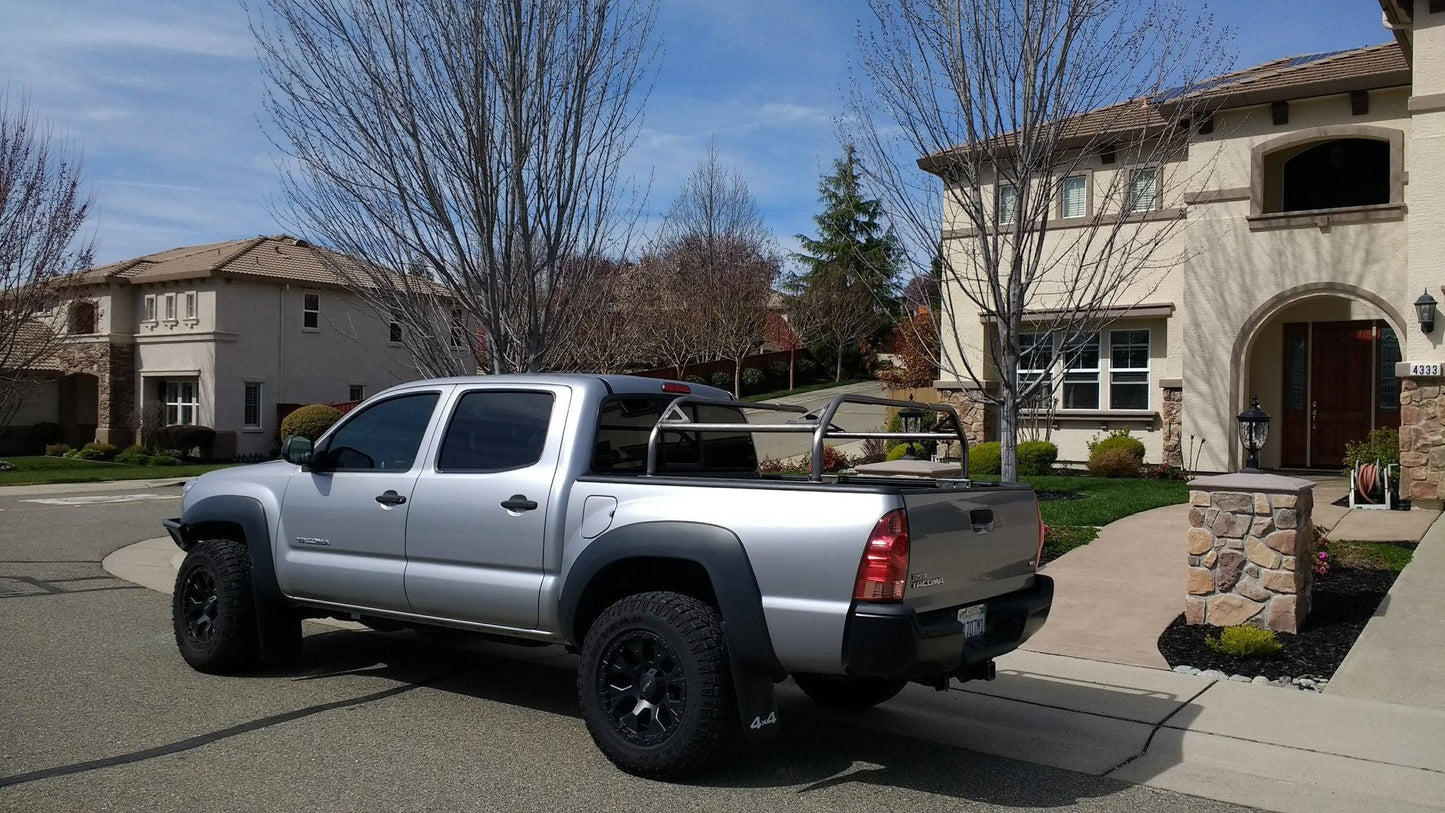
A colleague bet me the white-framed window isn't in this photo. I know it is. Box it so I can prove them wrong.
[349,384,366,402]
[163,293,177,322]
[1126,166,1159,213]
[164,380,199,426]
[243,381,263,429]
[1017,332,1053,407]
[1061,333,1101,409]
[183,291,197,320]
[1109,329,1151,409]
[143,294,156,323]
[996,183,1019,226]
[303,292,320,330]
[1060,174,1088,219]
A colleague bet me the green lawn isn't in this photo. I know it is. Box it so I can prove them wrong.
[1329,539,1414,572]
[0,455,238,487]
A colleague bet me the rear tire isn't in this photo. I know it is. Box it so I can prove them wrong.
[578,591,733,779]
[793,673,907,709]
[172,539,277,673]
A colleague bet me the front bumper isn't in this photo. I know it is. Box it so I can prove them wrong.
[842,575,1053,681]
[162,518,187,549]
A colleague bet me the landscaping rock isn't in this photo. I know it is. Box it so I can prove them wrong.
[1201,669,1227,681]
[1229,674,1249,682]
[1252,676,1270,685]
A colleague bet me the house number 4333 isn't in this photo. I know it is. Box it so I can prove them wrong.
[1409,362,1442,377]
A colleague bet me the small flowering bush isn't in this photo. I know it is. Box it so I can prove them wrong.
[757,446,853,475]
[1311,526,1331,577]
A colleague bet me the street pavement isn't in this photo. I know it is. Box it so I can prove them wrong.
[0,479,1252,813]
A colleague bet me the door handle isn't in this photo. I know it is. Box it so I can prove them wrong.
[970,508,995,533]
[1311,400,1318,431]
[501,495,539,512]
[375,490,407,507]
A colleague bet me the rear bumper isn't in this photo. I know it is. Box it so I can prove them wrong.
[842,575,1053,681]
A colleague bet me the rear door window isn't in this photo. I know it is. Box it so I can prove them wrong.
[437,390,555,472]
[592,396,756,474]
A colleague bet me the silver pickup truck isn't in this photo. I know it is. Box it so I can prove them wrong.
[163,374,1051,777]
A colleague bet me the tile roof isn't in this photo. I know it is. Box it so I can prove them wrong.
[65,235,445,294]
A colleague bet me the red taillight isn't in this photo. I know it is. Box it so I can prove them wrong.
[1035,503,1047,571]
[661,382,691,394]
[854,509,910,601]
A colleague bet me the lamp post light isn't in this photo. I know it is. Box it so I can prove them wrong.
[1237,396,1271,473]
[898,405,925,460]
[1415,290,1437,334]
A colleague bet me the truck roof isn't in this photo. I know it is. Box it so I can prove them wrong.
[374,373,734,401]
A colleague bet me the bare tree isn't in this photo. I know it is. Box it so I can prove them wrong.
[849,0,1232,479]
[635,252,710,379]
[254,0,658,375]
[552,258,649,374]
[656,147,778,396]
[0,96,93,425]
[788,277,881,382]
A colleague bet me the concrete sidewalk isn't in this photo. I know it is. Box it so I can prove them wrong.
[1022,503,1190,668]
[104,537,1445,812]
[1327,511,1445,710]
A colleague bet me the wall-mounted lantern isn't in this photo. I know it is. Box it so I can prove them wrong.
[898,405,925,460]
[1237,396,1271,474]
[1415,290,1437,334]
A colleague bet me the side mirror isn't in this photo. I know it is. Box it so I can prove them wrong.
[281,435,313,466]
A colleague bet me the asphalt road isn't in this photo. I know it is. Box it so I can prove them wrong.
[0,482,1253,812]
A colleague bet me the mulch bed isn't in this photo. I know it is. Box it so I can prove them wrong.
[1156,565,1404,680]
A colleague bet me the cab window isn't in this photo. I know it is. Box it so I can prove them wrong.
[437,390,554,472]
[323,392,440,471]
[592,396,756,474]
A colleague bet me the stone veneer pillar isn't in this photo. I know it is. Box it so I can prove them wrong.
[1160,381,1183,468]
[1185,473,1315,633]
[938,384,994,445]
[1397,375,1445,505]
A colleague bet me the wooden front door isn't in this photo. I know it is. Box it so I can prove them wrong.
[1279,320,1399,469]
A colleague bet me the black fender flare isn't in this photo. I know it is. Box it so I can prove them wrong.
[172,495,292,660]
[560,521,784,741]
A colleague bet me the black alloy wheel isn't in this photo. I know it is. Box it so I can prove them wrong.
[597,629,688,747]
[180,567,220,644]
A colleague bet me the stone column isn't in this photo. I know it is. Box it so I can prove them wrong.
[1398,373,1445,506]
[1160,379,1183,468]
[937,382,995,444]
[1185,473,1315,633]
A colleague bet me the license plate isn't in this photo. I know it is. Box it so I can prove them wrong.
[957,604,986,638]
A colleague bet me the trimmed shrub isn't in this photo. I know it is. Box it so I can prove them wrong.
[795,358,820,382]
[968,441,1002,476]
[72,448,108,460]
[81,442,117,459]
[741,367,766,393]
[151,425,218,459]
[114,445,151,465]
[147,453,181,466]
[683,374,708,385]
[1205,625,1283,659]
[884,410,939,456]
[767,361,790,387]
[1016,440,1059,476]
[885,444,911,462]
[280,405,343,442]
[45,443,71,457]
[709,372,733,391]
[1342,427,1400,472]
[1088,429,1145,463]
[1087,447,1141,478]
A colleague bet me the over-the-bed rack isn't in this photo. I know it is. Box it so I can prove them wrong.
[645,393,970,482]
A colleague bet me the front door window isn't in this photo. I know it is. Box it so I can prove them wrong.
[164,380,198,426]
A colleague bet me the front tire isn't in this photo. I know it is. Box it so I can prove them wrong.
[172,539,264,673]
[793,674,907,709]
[578,591,733,779]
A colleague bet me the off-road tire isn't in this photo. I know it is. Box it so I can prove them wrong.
[792,673,908,709]
[172,539,265,673]
[578,591,733,779]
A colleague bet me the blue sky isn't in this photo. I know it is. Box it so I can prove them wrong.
[0,0,1392,265]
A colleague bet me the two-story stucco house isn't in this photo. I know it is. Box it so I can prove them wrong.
[8,235,460,457]
[934,1,1445,504]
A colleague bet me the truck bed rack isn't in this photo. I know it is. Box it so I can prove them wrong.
[646,393,970,482]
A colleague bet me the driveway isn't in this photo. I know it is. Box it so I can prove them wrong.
[0,480,1250,813]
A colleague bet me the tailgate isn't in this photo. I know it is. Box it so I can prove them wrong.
[901,485,1040,613]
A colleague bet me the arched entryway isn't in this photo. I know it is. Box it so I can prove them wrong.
[1234,284,1406,470]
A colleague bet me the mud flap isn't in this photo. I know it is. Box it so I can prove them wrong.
[732,658,780,743]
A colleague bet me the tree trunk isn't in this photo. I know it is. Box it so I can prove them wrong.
[733,358,743,398]
[834,347,843,382]
[788,348,795,390]
[999,389,1019,482]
